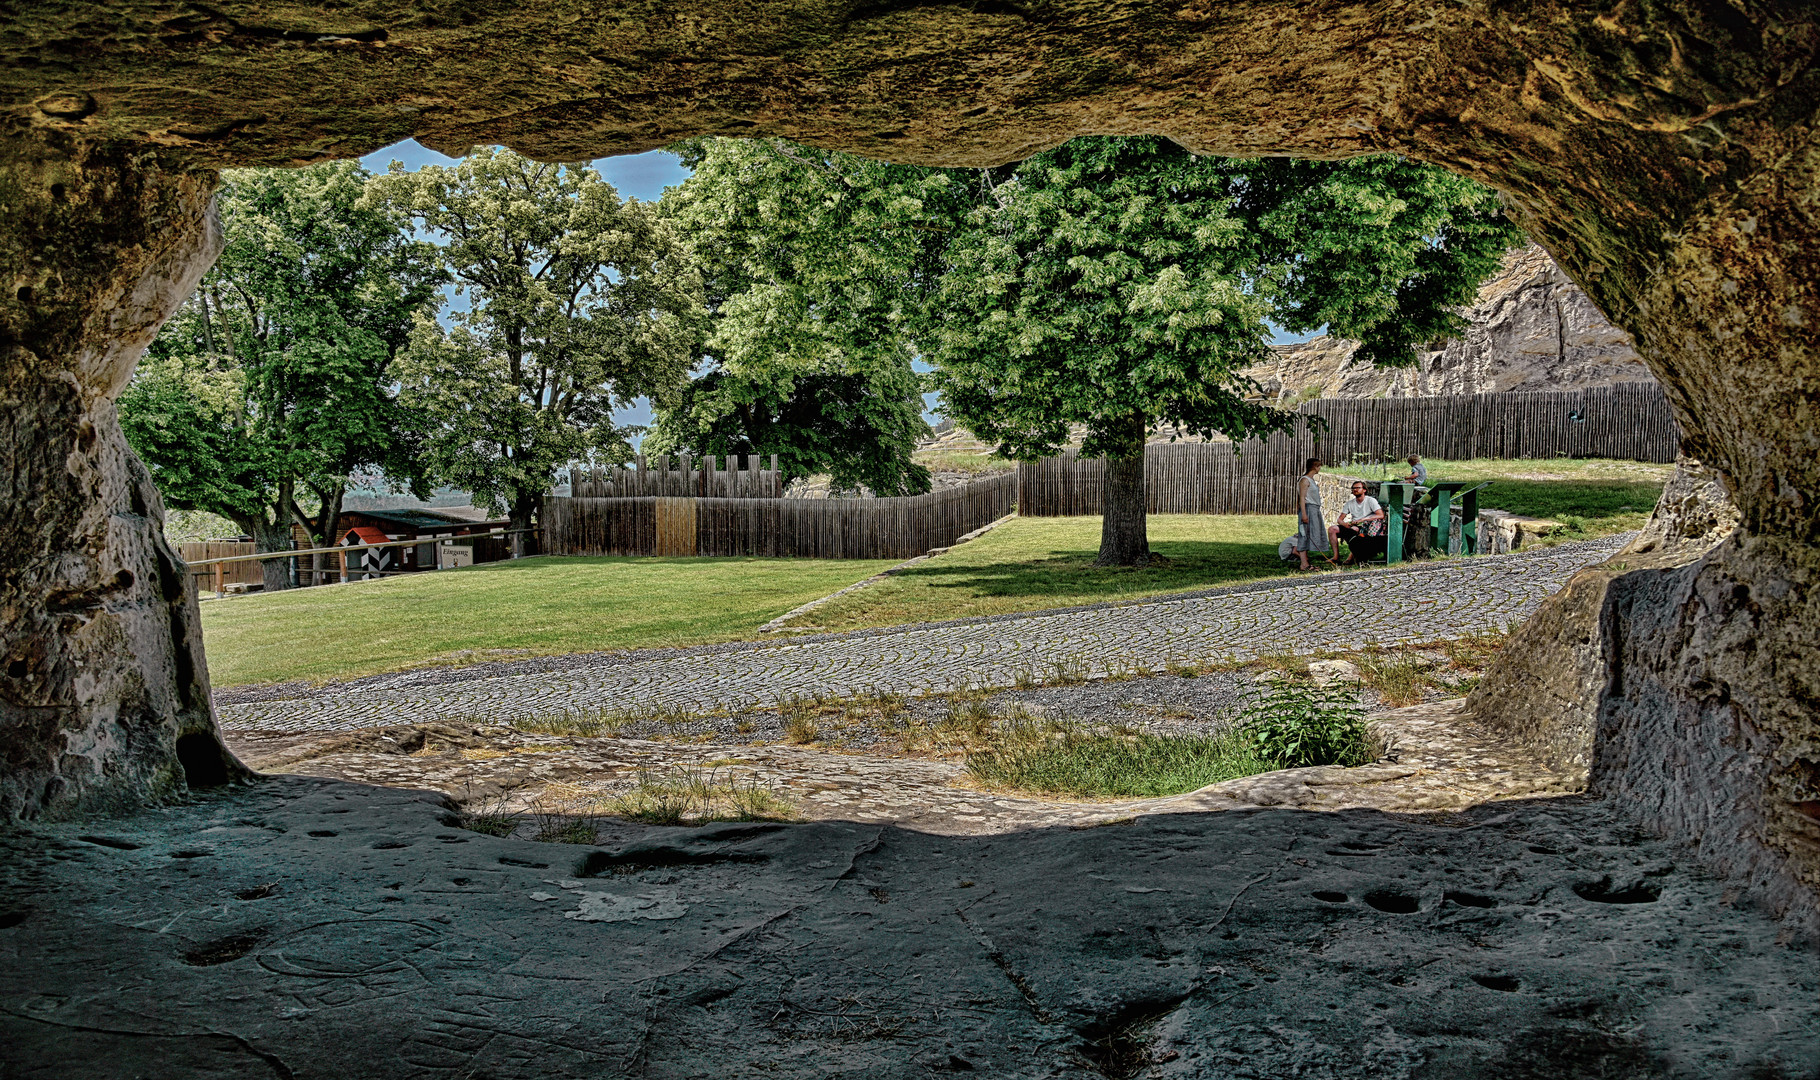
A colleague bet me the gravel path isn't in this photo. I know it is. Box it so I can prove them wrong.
[217,536,1628,734]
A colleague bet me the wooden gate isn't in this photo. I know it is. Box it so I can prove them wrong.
[654,497,698,556]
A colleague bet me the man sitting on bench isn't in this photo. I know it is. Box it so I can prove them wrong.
[1330,481,1388,565]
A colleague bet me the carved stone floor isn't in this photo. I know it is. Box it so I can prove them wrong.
[2,774,1814,1079]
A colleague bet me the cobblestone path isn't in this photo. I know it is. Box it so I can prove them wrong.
[218,536,1628,734]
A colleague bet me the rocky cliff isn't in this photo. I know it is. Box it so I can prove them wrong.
[1247,245,1654,401]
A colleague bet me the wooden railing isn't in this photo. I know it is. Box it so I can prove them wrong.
[180,530,535,598]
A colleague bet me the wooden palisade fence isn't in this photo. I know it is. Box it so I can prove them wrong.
[1021,382,1680,516]
[569,454,783,499]
[1303,382,1678,464]
[1019,435,1320,517]
[544,473,1018,560]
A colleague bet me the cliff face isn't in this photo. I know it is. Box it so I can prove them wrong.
[1249,245,1654,401]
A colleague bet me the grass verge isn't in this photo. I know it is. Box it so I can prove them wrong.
[966,720,1276,798]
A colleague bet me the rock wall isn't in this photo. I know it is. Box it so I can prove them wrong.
[1463,460,1820,925]
[1249,245,1655,401]
[0,142,245,820]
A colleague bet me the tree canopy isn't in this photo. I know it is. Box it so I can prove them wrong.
[649,138,971,495]
[367,148,705,541]
[120,161,441,587]
[928,138,1522,563]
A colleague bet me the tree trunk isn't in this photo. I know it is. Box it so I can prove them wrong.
[305,485,344,587]
[509,493,540,558]
[1095,414,1151,567]
[252,518,293,593]
[0,146,247,820]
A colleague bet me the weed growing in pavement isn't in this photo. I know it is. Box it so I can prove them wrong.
[1236,681,1373,768]
[966,717,1274,798]
[1355,655,1427,708]
[1049,658,1091,685]
[781,698,821,744]
[1164,657,1203,678]
[607,766,797,825]
[1250,653,1311,679]
[1013,667,1038,690]
[513,705,636,738]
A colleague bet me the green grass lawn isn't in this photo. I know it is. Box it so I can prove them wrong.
[1404,458,1665,542]
[776,514,1301,634]
[1326,456,1665,542]
[200,555,896,687]
[199,458,1666,686]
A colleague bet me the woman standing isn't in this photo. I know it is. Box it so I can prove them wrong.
[1295,458,1329,571]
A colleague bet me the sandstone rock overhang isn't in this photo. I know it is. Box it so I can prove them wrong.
[0,1,1816,922]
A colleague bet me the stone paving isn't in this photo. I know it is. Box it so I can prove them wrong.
[223,698,1587,836]
[217,535,1629,734]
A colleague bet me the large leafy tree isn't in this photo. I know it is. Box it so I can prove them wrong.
[121,162,441,590]
[649,138,971,495]
[369,148,704,549]
[930,138,1521,565]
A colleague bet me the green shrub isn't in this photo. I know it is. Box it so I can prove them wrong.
[1237,681,1373,768]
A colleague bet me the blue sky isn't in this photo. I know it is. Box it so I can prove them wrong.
[355,140,1318,441]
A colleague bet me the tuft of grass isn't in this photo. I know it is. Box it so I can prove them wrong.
[1164,658,1202,679]
[514,706,633,738]
[1355,655,1427,708]
[532,816,600,845]
[1048,658,1091,686]
[460,797,522,837]
[606,766,798,825]
[894,691,1004,755]
[781,699,821,745]
[966,719,1275,798]
[1102,659,1136,682]
[1236,681,1373,768]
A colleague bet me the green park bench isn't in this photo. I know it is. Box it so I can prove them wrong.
[1377,481,1492,563]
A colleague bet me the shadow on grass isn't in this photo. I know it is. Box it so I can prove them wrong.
[890,539,1295,599]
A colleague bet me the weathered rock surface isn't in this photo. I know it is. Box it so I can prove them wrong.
[1247,245,1654,401]
[2,776,1816,1078]
[0,0,1816,912]
[1464,460,1820,923]
[0,142,244,820]
[220,699,1589,834]
[1464,458,1738,775]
